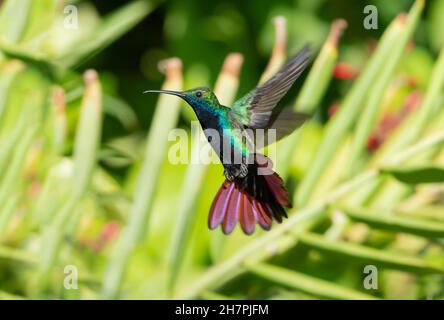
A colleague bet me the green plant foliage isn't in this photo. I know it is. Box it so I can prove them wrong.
[0,0,443,300]
[382,165,444,184]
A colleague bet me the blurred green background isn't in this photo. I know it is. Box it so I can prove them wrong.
[1,0,444,300]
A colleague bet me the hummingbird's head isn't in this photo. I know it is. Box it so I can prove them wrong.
[144,86,221,111]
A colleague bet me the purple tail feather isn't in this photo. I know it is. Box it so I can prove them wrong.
[208,155,291,235]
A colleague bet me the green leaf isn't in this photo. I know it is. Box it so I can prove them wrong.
[347,5,423,176]
[427,0,444,52]
[367,42,444,207]
[36,70,103,292]
[30,159,73,226]
[295,0,424,206]
[0,195,19,240]
[373,35,444,164]
[0,39,59,79]
[0,0,32,42]
[103,95,139,131]
[200,291,235,300]
[19,0,60,43]
[0,113,28,176]
[0,60,24,122]
[59,0,159,68]
[0,245,37,264]
[295,20,345,113]
[247,262,377,300]
[399,205,444,222]
[0,290,25,300]
[340,205,444,238]
[102,59,182,299]
[278,20,344,179]
[382,165,444,184]
[298,232,444,274]
[0,126,38,207]
[71,70,103,200]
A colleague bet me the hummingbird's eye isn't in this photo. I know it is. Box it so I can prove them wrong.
[195,91,203,98]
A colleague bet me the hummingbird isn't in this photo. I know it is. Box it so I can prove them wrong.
[145,45,310,235]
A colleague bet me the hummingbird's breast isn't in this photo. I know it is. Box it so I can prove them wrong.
[193,106,248,165]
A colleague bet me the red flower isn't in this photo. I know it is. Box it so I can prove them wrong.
[333,62,358,80]
[367,91,422,152]
[328,101,340,118]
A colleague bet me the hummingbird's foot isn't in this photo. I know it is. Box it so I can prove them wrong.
[239,163,248,178]
[224,168,235,181]
[224,163,248,180]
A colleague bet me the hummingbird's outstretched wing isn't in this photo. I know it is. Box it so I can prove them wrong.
[230,44,311,130]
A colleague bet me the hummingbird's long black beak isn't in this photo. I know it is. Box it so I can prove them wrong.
[143,89,186,98]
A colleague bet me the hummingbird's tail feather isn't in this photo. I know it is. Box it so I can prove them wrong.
[208,155,290,235]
